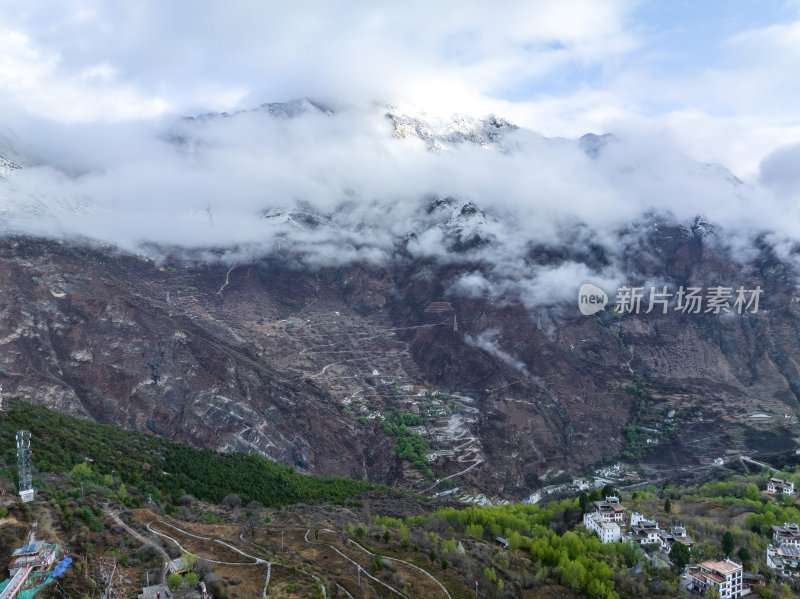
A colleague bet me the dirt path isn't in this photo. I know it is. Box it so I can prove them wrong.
[146,521,258,565]
[424,459,484,493]
[108,512,172,583]
[140,519,325,598]
[347,538,451,599]
[303,530,404,598]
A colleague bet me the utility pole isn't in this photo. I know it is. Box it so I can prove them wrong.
[357,566,361,586]
[453,315,458,332]
[475,580,478,598]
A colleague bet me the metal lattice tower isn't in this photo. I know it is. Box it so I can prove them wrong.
[16,430,34,502]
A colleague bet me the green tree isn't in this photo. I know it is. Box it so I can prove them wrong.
[664,497,671,513]
[181,552,198,572]
[465,523,484,540]
[167,573,183,591]
[670,542,690,573]
[184,572,199,587]
[70,462,93,481]
[721,531,735,557]
[371,554,383,572]
[737,546,751,568]
[744,483,760,501]
[703,587,721,599]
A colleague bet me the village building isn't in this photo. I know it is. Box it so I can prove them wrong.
[687,559,745,598]
[583,496,626,544]
[766,543,800,578]
[627,512,660,546]
[659,524,694,551]
[766,478,795,496]
[772,523,800,548]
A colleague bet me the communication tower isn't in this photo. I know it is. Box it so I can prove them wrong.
[16,430,34,502]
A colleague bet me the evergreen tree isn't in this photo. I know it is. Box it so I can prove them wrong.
[721,531,735,556]
[664,497,671,513]
[737,547,751,568]
[669,541,690,572]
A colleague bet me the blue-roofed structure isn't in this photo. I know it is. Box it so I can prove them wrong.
[11,545,42,558]
[0,541,63,599]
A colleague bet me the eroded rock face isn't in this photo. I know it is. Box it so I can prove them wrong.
[0,230,799,498]
[0,238,398,483]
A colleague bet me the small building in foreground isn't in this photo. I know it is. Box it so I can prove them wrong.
[772,523,800,548]
[687,559,745,598]
[766,478,795,496]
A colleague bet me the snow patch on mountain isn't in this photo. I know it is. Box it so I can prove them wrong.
[386,107,518,151]
[0,155,20,178]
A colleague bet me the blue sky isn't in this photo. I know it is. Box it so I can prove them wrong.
[0,1,799,176]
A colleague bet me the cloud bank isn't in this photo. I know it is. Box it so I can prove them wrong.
[0,102,798,311]
[1,2,800,309]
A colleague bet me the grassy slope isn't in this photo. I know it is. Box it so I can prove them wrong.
[0,398,382,507]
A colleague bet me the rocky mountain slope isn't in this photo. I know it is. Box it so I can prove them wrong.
[1,105,799,500]
[0,219,797,499]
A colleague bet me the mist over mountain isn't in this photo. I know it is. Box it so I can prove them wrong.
[2,102,800,499]
[1,101,798,315]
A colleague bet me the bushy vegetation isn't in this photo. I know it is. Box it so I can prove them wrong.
[403,499,636,598]
[0,398,382,508]
[620,378,654,460]
[380,412,432,479]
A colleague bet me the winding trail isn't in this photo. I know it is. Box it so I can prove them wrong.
[107,512,172,583]
[155,521,265,563]
[262,562,271,599]
[424,458,484,493]
[335,583,355,599]
[347,539,451,599]
[304,530,408,598]
[146,521,260,565]
[144,520,326,598]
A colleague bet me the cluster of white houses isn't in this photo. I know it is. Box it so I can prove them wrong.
[582,496,695,552]
[767,522,800,579]
[579,479,800,594]
[582,496,626,543]
[582,496,748,598]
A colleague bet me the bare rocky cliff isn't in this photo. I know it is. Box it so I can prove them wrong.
[0,222,799,498]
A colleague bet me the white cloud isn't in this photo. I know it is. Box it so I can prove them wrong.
[0,1,798,312]
[0,28,169,122]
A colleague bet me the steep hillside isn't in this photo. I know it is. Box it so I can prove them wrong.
[0,224,798,499]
